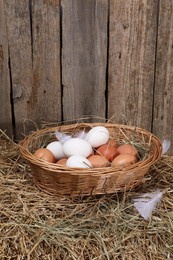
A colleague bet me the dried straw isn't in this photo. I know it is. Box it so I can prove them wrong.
[0,130,173,259]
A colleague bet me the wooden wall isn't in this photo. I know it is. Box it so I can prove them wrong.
[0,0,173,152]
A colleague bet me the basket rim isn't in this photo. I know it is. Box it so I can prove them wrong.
[19,122,162,174]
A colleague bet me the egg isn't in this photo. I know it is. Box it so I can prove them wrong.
[117,144,138,157]
[107,138,117,147]
[46,141,65,160]
[112,154,138,167]
[96,143,119,162]
[56,157,68,165]
[87,155,110,168]
[66,155,92,168]
[63,138,92,158]
[85,126,109,148]
[90,149,95,156]
[33,148,55,163]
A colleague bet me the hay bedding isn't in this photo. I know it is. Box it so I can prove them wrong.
[0,130,173,260]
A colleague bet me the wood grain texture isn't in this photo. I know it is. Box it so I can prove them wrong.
[152,0,173,150]
[4,0,33,139]
[0,0,13,136]
[62,0,108,122]
[108,0,158,130]
[31,0,61,126]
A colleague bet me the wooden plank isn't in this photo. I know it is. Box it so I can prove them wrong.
[152,0,173,152]
[4,0,61,139]
[62,0,108,122]
[4,0,33,140]
[31,0,61,125]
[0,0,13,137]
[108,0,158,130]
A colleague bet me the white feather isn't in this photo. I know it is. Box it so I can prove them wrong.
[162,139,171,154]
[132,189,163,220]
[55,131,71,144]
[75,130,87,139]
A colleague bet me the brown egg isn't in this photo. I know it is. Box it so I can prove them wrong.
[107,138,117,147]
[56,158,68,166]
[88,155,110,168]
[96,143,119,162]
[117,144,138,158]
[112,154,138,167]
[33,148,55,163]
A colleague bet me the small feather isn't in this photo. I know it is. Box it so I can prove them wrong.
[75,130,87,139]
[55,131,71,144]
[162,139,171,154]
[132,189,163,220]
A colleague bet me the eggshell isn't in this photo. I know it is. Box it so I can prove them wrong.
[107,138,117,147]
[66,155,92,168]
[88,155,110,168]
[96,143,119,162]
[56,158,68,165]
[90,149,95,156]
[33,148,55,163]
[46,141,65,160]
[85,126,109,148]
[117,144,138,157]
[63,138,92,157]
[111,154,138,167]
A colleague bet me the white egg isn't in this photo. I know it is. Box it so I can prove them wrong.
[66,155,92,168]
[46,141,65,160]
[85,126,110,148]
[63,138,92,157]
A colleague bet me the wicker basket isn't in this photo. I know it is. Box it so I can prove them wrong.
[19,123,162,196]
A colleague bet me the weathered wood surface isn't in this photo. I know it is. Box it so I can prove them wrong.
[0,0,12,136]
[4,0,33,139]
[62,0,108,122]
[3,0,61,139]
[1,0,173,154]
[31,0,61,126]
[108,0,158,131]
[152,0,173,148]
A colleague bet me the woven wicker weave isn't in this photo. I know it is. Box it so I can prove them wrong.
[19,123,162,196]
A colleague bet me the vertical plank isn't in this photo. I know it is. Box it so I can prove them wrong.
[0,0,13,136]
[62,0,108,122]
[153,0,173,152]
[4,0,33,139]
[31,0,61,125]
[4,0,61,139]
[108,0,158,130]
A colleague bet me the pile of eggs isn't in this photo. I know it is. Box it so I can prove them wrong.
[33,126,139,169]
